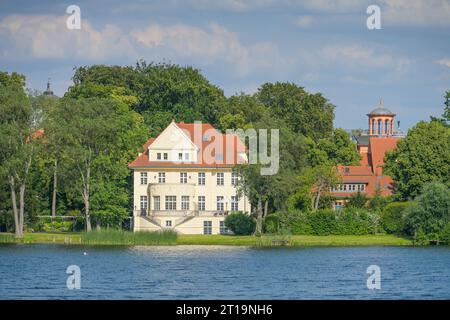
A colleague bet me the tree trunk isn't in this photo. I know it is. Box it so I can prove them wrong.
[255,198,263,235]
[9,176,22,238]
[51,159,58,217]
[83,165,92,232]
[19,184,25,234]
[314,185,323,211]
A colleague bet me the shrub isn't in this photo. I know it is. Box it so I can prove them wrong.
[404,181,450,242]
[346,192,369,208]
[381,202,410,234]
[267,208,379,235]
[225,212,256,235]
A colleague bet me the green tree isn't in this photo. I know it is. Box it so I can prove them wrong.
[403,182,450,242]
[48,97,146,231]
[0,72,38,237]
[315,128,361,165]
[256,82,334,140]
[346,192,369,208]
[384,120,450,200]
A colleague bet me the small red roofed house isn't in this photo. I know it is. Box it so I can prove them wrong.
[332,100,405,209]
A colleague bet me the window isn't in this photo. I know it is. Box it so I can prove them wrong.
[217,172,224,186]
[163,153,168,160]
[198,172,205,185]
[231,172,238,186]
[220,221,229,234]
[217,196,224,211]
[165,220,172,227]
[157,153,161,160]
[140,196,148,213]
[165,196,176,210]
[158,172,166,183]
[153,196,160,211]
[198,196,205,211]
[231,196,239,211]
[181,196,190,210]
[140,172,147,185]
[203,135,209,141]
[185,153,190,161]
[180,172,187,184]
[203,221,212,234]
[178,153,183,161]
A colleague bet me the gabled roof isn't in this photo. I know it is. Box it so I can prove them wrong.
[128,122,247,169]
[368,137,399,174]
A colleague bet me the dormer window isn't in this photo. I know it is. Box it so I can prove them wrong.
[178,153,183,161]
[185,153,190,161]
[163,153,168,160]
[157,153,161,160]
[344,167,350,173]
[203,135,209,141]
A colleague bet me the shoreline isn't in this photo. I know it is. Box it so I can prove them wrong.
[0,233,414,247]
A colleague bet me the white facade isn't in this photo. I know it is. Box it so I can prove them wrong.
[129,121,251,234]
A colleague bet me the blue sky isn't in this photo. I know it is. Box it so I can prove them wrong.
[0,0,449,130]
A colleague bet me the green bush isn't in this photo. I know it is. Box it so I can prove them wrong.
[266,208,379,235]
[404,182,450,242]
[225,212,256,235]
[381,202,410,234]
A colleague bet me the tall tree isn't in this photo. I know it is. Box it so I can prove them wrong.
[384,120,450,200]
[0,72,38,237]
[48,97,146,231]
[256,82,335,140]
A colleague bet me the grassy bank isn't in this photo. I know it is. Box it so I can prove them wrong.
[0,230,177,245]
[177,234,413,247]
[0,232,412,246]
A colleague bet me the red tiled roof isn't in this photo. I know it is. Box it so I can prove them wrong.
[368,137,399,175]
[128,122,247,169]
[337,136,400,197]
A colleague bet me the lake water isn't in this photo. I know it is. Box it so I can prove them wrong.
[0,245,449,299]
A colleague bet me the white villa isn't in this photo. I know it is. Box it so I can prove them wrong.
[128,121,251,234]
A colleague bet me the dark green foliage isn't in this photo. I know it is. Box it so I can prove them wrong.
[403,182,450,243]
[380,202,410,234]
[346,192,369,208]
[225,212,256,235]
[256,82,334,140]
[266,208,378,235]
[384,120,450,200]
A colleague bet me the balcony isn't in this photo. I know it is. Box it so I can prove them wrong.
[134,210,230,217]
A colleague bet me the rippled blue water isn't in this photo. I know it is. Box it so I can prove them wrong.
[0,245,449,299]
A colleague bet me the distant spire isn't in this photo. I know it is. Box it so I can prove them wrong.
[43,78,54,96]
[380,97,383,108]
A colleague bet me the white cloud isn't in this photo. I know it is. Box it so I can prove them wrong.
[0,14,281,76]
[381,0,450,27]
[0,15,135,60]
[435,58,450,67]
[130,22,281,75]
[294,16,315,28]
[319,44,411,70]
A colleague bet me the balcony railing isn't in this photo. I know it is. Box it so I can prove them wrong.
[134,210,230,217]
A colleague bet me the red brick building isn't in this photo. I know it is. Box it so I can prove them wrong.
[332,100,405,209]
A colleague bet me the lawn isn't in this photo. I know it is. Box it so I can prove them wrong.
[0,232,412,246]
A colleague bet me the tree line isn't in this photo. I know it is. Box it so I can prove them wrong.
[1,62,448,241]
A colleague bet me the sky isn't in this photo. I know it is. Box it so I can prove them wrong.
[0,0,449,130]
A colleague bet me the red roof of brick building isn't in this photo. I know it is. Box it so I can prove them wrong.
[128,122,247,169]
